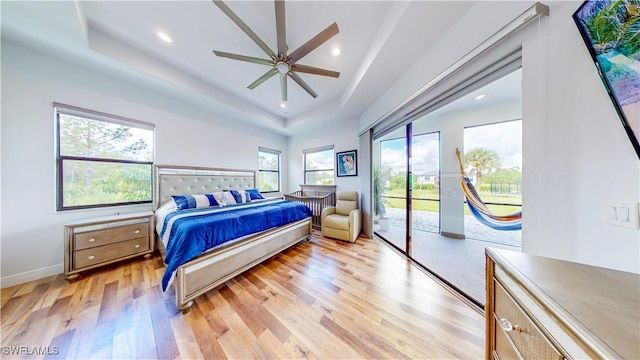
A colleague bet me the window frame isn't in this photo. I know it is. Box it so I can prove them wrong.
[258,147,281,193]
[55,103,155,211]
[303,145,335,185]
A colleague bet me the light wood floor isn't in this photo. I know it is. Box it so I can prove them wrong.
[1,231,485,359]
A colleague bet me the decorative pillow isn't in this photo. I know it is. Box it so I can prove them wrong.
[211,191,229,207]
[237,190,251,203]
[222,191,237,205]
[246,188,265,200]
[171,194,218,210]
[224,189,251,204]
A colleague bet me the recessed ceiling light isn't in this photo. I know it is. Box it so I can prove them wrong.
[332,48,341,56]
[474,94,486,100]
[280,103,286,108]
[157,31,172,43]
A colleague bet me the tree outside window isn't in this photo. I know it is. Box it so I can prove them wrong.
[258,148,280,192]
[56,106,154,210]
[304,147,334,185]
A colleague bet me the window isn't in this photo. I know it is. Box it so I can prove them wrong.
[55,103,154,211]
[258,147,280,192]
[304,146,334,184]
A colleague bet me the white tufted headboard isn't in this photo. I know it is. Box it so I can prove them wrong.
[154,165,256,210]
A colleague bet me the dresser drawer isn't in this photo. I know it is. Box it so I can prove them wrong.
[494,281,563,360]
[494,319,521,360]
[73,237,150,269]
[74,222,149,250]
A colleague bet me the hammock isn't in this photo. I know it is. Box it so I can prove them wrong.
[456,149,522,231]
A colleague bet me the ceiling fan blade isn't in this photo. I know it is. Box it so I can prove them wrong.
[213,51,273,66]
[288,72,318,98]
[288,22,339,62]
[248,68,278,89]
[213,1,276,59]
[275,0,287,56]
[280,73,287,101]
[291,64,340,78]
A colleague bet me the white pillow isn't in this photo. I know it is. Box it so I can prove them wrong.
[222,191,237,205]
[212,191,237,206]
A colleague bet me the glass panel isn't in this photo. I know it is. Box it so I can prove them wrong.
[305,171,334,185]
[59,114,153,161]
[61,160,152,207]
[304,148,334,184]
[375,127,407,252]
[258,150,279,192]
[463,120,522,247]
[258,171,279,192]
[305,148,334,170]
[411,131,440,234]
[404,68,521,306]
[259,151,279,171]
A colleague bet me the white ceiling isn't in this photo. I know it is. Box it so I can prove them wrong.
[2,1,481,136]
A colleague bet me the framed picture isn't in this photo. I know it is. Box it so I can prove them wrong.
[336,150,357,177]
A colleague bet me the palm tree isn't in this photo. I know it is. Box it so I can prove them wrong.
[464,148,501,187]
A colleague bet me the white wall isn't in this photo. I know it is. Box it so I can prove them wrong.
[287,118,360,194]
[522,2,639,272]
[1,40,288,286]
[362,1,640,273]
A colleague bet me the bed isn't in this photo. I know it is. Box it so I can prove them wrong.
[153,165,313,313]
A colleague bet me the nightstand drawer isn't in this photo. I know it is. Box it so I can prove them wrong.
[74,222,149,250]
[73,236,150,268]
[494,281,563,360]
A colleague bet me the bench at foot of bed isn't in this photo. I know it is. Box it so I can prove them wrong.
[170,218,312,312]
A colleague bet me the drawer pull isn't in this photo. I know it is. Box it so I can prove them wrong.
[500,318,521,333]
[88,238,96,243]
[88,255,95,260]
[134,230,140,234]
[134,244,140,248]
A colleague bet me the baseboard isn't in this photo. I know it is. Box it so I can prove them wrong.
[1,263,63,288]
[441,231,465,239]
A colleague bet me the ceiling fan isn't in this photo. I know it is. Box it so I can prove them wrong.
[212,0,340,101]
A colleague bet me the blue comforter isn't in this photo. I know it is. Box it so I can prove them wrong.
[159,199,311,290]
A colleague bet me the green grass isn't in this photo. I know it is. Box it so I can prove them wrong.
[382,188,521,215]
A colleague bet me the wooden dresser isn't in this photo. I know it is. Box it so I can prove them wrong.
[64,211,155,282]
[486,248,639,359]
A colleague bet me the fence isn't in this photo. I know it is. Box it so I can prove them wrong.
[489,182,521,195]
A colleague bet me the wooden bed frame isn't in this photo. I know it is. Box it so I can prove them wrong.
[154,165,312,313]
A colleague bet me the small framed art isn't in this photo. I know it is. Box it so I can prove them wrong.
[336,150,357,177]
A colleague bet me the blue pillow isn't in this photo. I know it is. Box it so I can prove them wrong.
[223,190,251,203]
[246,188,265,200]
[171,194,218,210]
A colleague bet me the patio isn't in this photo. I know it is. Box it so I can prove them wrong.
[376,208,521,305]
[383,207,522,247]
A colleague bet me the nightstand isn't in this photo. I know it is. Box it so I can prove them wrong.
[64,211,155,282]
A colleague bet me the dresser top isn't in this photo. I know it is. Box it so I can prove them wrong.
[64,211,154,227]
[487,248,640,359]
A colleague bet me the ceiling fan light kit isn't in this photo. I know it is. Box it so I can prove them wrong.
[212,0,340,101]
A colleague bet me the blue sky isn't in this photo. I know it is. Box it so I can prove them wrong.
[379,120,522,174]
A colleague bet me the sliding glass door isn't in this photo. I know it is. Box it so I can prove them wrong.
[411,131,441,236]
[374,127,407,252]
[373,67,522,307]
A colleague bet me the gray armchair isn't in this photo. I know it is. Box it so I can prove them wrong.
[321,191,362,242]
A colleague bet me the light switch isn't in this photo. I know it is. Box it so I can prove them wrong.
[618,207,630,222]
[605,201,639,229]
